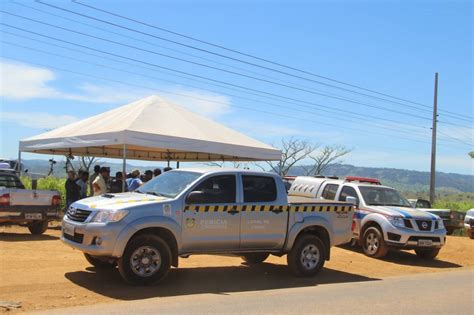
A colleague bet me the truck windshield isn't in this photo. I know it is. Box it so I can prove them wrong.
[136,171,202,198]
[359,187,412,207]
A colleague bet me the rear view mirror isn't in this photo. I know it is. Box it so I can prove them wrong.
[345,196,359,207]
[186,191,205,204]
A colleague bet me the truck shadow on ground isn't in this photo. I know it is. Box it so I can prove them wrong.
[338,244,463,268]
[0,232,59,242]
[65,263,379,301]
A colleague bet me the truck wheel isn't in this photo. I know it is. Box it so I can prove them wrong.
[242,253,270,264]
[415,248,440,259]
[27,220,48,235]
[287,234,326,277]
[362,227,388,258]
[468,230,474,239]
[118,234,171,285]
[84,253,116,269]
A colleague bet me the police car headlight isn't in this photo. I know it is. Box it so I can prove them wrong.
[388,216,405,228]
[91,210,129,223]
[437,219,444,230]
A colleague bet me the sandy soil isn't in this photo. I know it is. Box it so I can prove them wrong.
[0,225,473,313]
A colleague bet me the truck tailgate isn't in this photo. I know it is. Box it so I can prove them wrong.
[9,189,55,206]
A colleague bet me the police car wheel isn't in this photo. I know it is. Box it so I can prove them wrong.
[287,234,326,277]
[118,234,171,285]
[415,248,440,259]
[362,227,388,258]
[84,253,116,270]
[27,220,48,235]
[242,253,270,264]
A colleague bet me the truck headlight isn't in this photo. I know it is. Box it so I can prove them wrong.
[437,219,444,230]
[91,210,129,223]
[388,216,405,228]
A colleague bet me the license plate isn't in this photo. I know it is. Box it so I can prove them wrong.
[418,239,433,247]
[25,213,42,220]
[63,223,75,236]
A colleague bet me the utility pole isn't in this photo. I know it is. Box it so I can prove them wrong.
[429,73,438,204]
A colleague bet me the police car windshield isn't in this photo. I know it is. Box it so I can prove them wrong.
[359,187,411,207]
[137,171,201,198]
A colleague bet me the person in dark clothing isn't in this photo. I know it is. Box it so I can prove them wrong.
[143,170,153,182]
[65,170,80,208]
[110,171,128,193]
[153,168,162,177]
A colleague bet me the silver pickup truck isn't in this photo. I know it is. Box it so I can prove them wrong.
[0,169,61,234]
[62,169,354,285]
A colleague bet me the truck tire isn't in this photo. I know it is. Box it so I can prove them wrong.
[242,253,270,264]
[362,226,389,258]
[415,248,440,259]
[287,234,326,277]
[27,220,48,235]
[84,253,116,270]
[118,234,171,285]
[468,230,474,239]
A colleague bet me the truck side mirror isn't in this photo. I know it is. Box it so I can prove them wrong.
[345,196,359,207]
[186,191,205,204]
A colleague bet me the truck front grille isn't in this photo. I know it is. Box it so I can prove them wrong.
[415,220,432,231]
[66,208,92,222]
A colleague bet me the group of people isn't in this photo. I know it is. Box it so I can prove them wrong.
[65,165,172,208]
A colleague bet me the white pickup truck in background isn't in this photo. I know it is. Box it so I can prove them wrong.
[0,168,61,234]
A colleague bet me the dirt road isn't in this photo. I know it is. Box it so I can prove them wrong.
[1,225,473,313]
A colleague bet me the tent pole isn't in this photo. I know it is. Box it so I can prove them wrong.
[122,144,127,192]
[17,149,22,176]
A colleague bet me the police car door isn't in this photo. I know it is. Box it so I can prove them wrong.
[182,174,240,252]
[240,175,288,250]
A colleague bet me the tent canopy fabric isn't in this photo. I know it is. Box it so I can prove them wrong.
[20,95,282,161]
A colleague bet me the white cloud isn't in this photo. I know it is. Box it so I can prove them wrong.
[1,111,79,130]
[0,61,62,100]
[0,60,233,117]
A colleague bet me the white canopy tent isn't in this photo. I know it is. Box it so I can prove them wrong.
[19,95,281,189]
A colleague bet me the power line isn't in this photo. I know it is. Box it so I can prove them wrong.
[3,55,468,150]
[2,39,435,141]
[2,10,438,121]
[68,0,473,122]
[35,0,474,122]
[1,22,441,124]
[2,29,435,134]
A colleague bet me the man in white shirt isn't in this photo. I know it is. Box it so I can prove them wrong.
[93,167,109,196]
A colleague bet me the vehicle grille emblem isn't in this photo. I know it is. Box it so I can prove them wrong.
[421,221,428,229]
[69,207,77,216]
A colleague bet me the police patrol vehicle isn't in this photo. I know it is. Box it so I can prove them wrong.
[289,176,446,259]
[61,169,354,285]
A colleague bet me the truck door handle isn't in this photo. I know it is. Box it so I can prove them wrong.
[228,209,239,215]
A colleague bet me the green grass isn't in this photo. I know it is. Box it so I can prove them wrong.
[21,176,67,210]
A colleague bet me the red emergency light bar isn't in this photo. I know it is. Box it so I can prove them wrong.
[345,176,381,185]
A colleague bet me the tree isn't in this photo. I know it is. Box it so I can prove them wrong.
[261,138,318,176]
[79,156,99,173]
[302,145,351,176]
[469,151,474,159]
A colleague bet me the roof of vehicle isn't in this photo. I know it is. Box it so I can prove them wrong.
[170,168,277,176]
[288,176,395,198]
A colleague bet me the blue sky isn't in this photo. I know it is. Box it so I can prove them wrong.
[0,0,472,174]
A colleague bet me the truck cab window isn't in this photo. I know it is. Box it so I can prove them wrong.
[339,186,359,204]
[0,174,24,189]
[321,184,339,200]
[242,176,277,202]
[187,175,236,204]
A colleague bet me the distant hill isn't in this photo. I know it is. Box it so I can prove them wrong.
[20,159,473,193]
[290,164,473,193]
